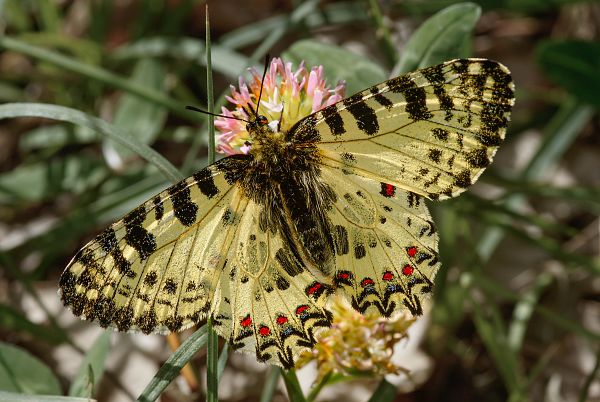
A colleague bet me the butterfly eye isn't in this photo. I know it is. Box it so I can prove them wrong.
[257,115,268,126]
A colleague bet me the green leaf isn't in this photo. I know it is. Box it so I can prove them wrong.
[0,156,106,205]
[68,332,111,398]
[394,2,481,75]
[113,37,249,78]
[0,342,61,395]
[0,103,183,183]
[283,40,387,95]
[219,2,367,50]
[0,391,94,402]
[536,40,600,107]
[112,58,168,160]
[19,124,97,151]
[137,326,208,402]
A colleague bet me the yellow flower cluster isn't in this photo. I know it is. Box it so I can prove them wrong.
[297,295,416,381]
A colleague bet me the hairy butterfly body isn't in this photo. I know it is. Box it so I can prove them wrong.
[60,58,514,368]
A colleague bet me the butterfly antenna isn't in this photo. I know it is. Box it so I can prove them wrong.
[277,101,284,132]
[254,53,270,117]
[186,105,250,123]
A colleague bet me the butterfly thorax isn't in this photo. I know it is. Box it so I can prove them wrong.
[247,124,287,165]
[239,116,337,278]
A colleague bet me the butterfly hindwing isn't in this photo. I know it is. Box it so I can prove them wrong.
[59,156,250,334]
[211,200,333,368]
[320,162,438,317]
[290,58,514,200]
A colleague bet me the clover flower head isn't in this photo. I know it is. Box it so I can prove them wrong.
[215,57,346,155]
[296,295,415,381]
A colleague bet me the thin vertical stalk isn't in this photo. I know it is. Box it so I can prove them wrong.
[205,7,219,402]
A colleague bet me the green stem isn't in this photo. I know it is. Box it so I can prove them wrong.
[306,371,332,402]
[281,369,307,402]
[205,8,219,402]
[206,7,216,166]
[366,0,397,67]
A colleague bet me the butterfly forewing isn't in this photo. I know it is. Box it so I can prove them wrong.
[59,157,249,334]
[299,59,514,200]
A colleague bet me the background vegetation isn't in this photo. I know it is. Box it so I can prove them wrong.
[0,1,599,401]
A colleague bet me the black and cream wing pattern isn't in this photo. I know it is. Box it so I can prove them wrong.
[60,58,514,368]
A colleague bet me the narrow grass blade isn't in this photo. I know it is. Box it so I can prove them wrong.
[0,391,94,402]
[137,326,208,402]
[477,98,594,261]
[205,8,220,402]
[217,344,229,382]
[0,103,183,183]
[470,298,524,397]
[259,367,280,402]
[507,272,553,353]
[472,274,600,342]
[0,36,197,121]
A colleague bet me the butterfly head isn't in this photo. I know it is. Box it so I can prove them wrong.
[245,114,270,134]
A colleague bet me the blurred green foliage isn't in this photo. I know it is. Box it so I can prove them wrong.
[0,1,599,402]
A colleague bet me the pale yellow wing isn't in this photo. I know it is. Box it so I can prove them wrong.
[60,155,332,367]
[59,156,250,334]
[290,58,514,200]
[319,160,439,316]
[211,199,333,368]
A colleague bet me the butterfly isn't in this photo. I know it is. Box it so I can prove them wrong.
[59,58,514,368]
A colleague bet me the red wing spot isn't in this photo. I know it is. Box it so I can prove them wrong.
[338,272,350,279]
[240,315,252,327]
[296,305,309,315]
[360,278,374,287]
[307,283,322,294]
[259,326,271,336]
[407,246,418,257]
[382,271,394,281]
[276,315,288,325]
[380,183,396,198]
[402,265,414,276]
